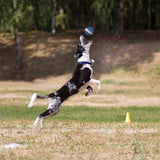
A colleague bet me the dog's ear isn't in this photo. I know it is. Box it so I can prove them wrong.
[77,43,85,53]
[74,43,85,59]
[74,51,82,59]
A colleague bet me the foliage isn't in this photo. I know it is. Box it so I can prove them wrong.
[1,0,160,33]
[91,0,117,29]
[55,11,68,29]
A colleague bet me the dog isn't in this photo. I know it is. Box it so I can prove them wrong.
[28,35,101,128]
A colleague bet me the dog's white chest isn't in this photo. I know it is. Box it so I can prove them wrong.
[78,46,91,62]
[78,53,90,62]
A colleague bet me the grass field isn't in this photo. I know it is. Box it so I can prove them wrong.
[0,31,160,159]
[1,105,160,123]
[1,73,160,160]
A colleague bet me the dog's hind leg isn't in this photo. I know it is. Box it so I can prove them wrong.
[37,95,50,99]
[41,118,45,128]
[33,96,61,128]
[33,116,45,128]
[36,108,59,128]
[28,93,37,108]
[33,110,51,128]
[28,93,50,108]
[37,92,56,99]
[28,92,55,108]
[33,116,40,128]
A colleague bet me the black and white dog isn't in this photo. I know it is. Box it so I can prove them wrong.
[28,35,101,128]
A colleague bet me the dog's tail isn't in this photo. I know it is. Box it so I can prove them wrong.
[28,93,54,108]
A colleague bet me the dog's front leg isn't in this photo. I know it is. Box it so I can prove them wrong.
[85,85,93,96]
[89,79,101,93]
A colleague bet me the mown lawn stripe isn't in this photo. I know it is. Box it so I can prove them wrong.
[0,106,160,123]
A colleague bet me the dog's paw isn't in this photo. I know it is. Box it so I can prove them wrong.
[91,59,95,63]
[28,93,37,108]
[96,82,101,93]
[85,86,93,96]
[85,91,90,96]
[96,88,101,94]
[33,116,40,128]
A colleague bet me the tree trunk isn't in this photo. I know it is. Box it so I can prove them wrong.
[51,0,56,35]
[117,0,123,39]
[15,28,23,69]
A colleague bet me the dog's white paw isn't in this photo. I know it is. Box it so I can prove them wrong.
[96,88,101,94]
[97,82,101,93]
[33,116,40,128]
[28,93,37,108]
[97,84,101,93]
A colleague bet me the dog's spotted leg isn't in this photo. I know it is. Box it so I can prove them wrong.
[33,109,50,128]
[33,110,51,128]
[28,93,37,108]
[33,97,61,128]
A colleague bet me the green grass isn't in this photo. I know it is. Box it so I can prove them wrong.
[100,88,160,96]
[105,79,145,86]
[0,105,160,123]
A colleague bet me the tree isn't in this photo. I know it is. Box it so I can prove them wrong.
[117,0,123,39]
[1,0,160,38]
[11,0,25,69]
[51,0,56,35]
[91,0,116,30]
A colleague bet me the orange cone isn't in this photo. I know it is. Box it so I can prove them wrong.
[125,112,131,123]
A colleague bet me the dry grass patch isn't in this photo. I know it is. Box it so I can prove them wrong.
[0,121,160,160]
[1,73,160,108]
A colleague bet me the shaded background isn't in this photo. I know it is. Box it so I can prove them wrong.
[0,0,160,81]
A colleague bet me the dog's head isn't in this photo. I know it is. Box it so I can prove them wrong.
[74,43,85,59]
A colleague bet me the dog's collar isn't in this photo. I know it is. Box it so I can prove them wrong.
[78,61,91,65]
